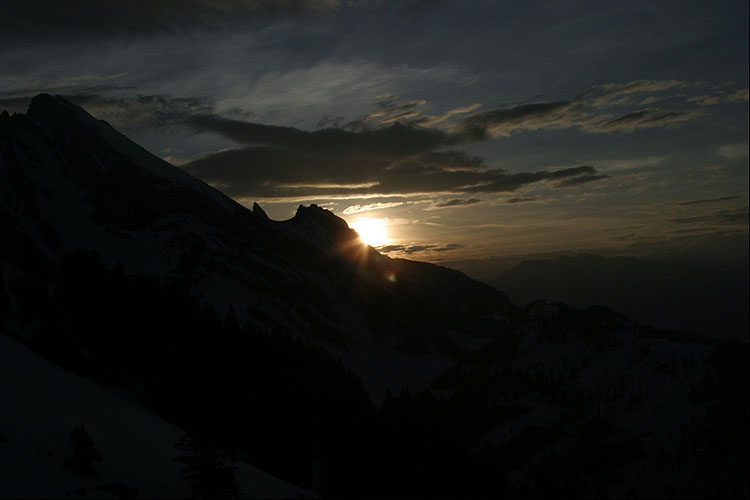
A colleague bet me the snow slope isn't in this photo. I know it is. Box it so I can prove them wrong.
[0,333,313,499]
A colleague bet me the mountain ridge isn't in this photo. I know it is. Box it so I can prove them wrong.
[1,94,516,400]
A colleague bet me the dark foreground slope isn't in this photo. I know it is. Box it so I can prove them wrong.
[1,96,747,497]
[0,332,312,498]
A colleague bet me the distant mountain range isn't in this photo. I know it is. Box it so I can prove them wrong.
[494,253,749,341]
[1,95,747,497]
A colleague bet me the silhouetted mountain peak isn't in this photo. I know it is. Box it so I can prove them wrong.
[252,202,269,220]
[27,93,92,127]
[23,93,127,159]
[291,204,357,244]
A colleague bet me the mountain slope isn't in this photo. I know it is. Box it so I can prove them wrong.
[1,95,515,400]
[0,332,312,499]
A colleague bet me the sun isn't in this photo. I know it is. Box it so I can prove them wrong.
[350,217,390,247]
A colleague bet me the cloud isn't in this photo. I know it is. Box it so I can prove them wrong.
[433,198,482,208]
[433,80,704,139]
[420,150,483,169]
[588,80,686,107]
[349,96,484,130]
[682,87,747,106]
[179,108,612,199]
[347,94,427,129]
[670,206,749,226]
[639,96,663,106]
[554,174,610,188]
[725,89,749,102]
[0,73,126,99]
[183,141,608,199]
[76,94,213,131]
[586,108,703,133]
[703,165,729,178]
[686,95,721,106]
[611,232,637,241]
[185,113,455,156]
[594,154,672,172]
[604,225,643,232]
[349,90,701,139]
[0,93,212,131]
[718,142,749,160]
[417,103,483,127]
[455,101,588,139]
[4,90,661,202]
[0,96,36,114]
[503,197,537,204]
[342,202,406,214]
[377,243,463,255]
[2,0,342,41]
[676,196,740,206]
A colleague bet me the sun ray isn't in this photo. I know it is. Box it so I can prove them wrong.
[349,217,390,247]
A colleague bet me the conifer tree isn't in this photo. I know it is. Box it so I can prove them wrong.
[175,433,240,499]
[65,424,103,478]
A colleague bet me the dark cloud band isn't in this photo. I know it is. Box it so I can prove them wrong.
[2,1,340,41]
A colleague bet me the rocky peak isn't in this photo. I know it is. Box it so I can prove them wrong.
[289,204,358,248]
[23,93,115,153]
[252,202,269,220]
[27,94,92,126]
[294,204,351,231]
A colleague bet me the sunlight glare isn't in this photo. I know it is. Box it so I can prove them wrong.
[350,217,390,247]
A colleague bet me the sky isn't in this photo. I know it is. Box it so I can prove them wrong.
[1,0,748,266]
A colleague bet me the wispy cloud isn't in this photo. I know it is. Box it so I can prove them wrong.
[585,108,703,133]
[185,113,454,155]
[718,142,749,160]
[503,197,537,204]
[345,79,709,140]
[670,206,749,225]
[686,95,721,106]
[0,93,212,131]
[594,154,672,172]
[342,202,406,214]
[725,89,749,102]
[2,0,343,41]
[554,174,610,188]
[676,196,740,206]
[347,94,427,129]
[430,198,482,209]
[587,80,686,107]
[0,73,126,98]
[378,243,464,255]
[453,101,588,139]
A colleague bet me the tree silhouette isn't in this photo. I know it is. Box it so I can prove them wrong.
[65,424,103,478]
[175,433,240,499]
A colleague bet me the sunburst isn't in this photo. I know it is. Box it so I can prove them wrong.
[349,217,389,247]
